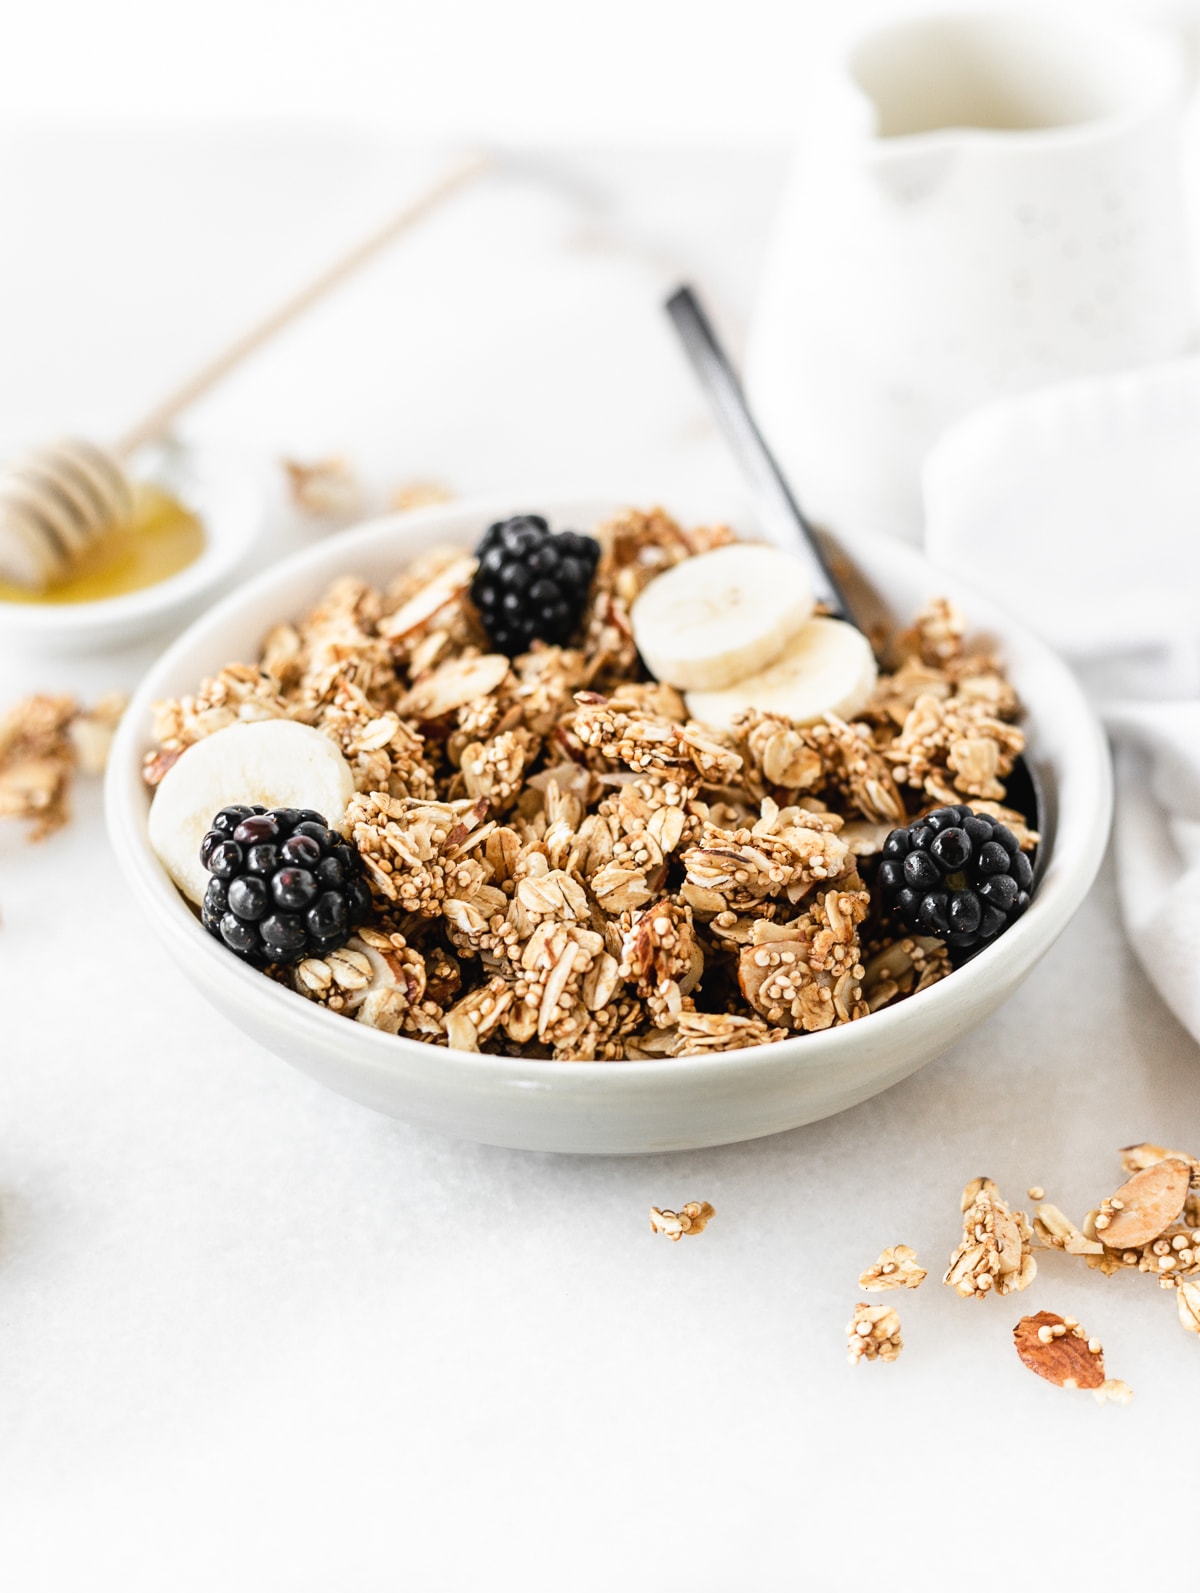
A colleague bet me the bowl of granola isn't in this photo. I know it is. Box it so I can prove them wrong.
[106,495,1111,1153]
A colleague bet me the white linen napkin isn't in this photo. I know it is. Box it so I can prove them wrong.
[922,357,1200,1042]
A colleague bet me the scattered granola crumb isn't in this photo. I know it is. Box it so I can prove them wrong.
[847,1302,903,1364]
[390,480,454,514]
[650,1201,714,1242]
[282,455,364,518]
[858,1244,927,1292]
[1013,1311,1107,1390]
[1027,1186,1045,1202]
[0,692,127,841]
[1094,1379,1134,1407]
[1175,1276,1200,1335]
[944,1177,1036,1299]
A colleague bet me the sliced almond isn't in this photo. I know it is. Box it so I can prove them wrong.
[377,553,476,641]
[1096,1158,1192,1250]
[1118,1141,1198,1176]
[399,653,510,720]
[1013,1311,1105,1391]
[1032,1202,1104,1256]
[1176,1277,1200,1336]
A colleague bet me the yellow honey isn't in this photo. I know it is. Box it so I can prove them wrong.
[0,483,205,605]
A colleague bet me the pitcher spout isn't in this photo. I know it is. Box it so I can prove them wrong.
[864,135,963,204]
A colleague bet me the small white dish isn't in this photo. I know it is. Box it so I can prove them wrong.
[0,438,265,653]
[106,494,1112,1154]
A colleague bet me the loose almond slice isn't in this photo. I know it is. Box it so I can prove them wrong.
[1033,1203,1104,1256]
[1118,1142,1198,1175]
[1094,1158,1192,1250]
[1176,1278,1200,1335]
[1013,1311,1106,1391]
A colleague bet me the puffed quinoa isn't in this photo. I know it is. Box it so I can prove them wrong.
[147,507,1033,1057]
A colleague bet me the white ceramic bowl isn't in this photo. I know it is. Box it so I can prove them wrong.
[0,440,264,653]
[106,495,1112,1154]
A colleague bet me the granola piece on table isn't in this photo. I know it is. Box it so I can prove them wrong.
[1175,1278,1200,1335]
[0,693,80,840]
[650,1201,715,1241]
[282,455,364,518]
[858,1246,927,1292]
[1,692,127,840]
[1091,1156,1193,1250]
[1012,1311,1113,1395]
[944,1177,1036,1299]
[847,1303,904,1364]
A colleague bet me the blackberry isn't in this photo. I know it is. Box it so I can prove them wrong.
[198,804,372,966]
[877,803,1034,952]
[470,514,600,656]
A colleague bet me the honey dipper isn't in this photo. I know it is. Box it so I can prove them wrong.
[0,153,487,593]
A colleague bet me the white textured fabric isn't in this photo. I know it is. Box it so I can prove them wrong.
[925,359,1200,1043]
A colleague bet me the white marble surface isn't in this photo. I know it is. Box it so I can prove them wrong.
[1,129,1197,1592]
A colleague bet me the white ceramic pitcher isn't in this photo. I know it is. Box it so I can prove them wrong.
[746,7,1196,540]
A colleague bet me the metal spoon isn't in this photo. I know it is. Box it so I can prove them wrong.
[664,282,1043,868]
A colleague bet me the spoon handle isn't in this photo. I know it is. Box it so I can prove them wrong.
[665,284,851,620]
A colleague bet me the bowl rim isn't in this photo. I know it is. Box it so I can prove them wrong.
[0,444,264,638]
[106,491,1114,1082]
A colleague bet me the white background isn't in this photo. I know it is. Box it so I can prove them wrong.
[2,4,1200,1591]
[0,0,1188,136]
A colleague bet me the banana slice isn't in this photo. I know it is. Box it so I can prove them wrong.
[630,543,814,691]
[148,719,356,906]
[685,616,878,731]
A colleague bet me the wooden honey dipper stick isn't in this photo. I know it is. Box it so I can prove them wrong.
[0,152,488,592]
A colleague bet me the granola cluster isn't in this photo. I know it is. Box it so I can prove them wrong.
[146,507,1031,1059]
[1,691,126,840]
[845,1143,1200,1396]
[1031,1143,1200,1340]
